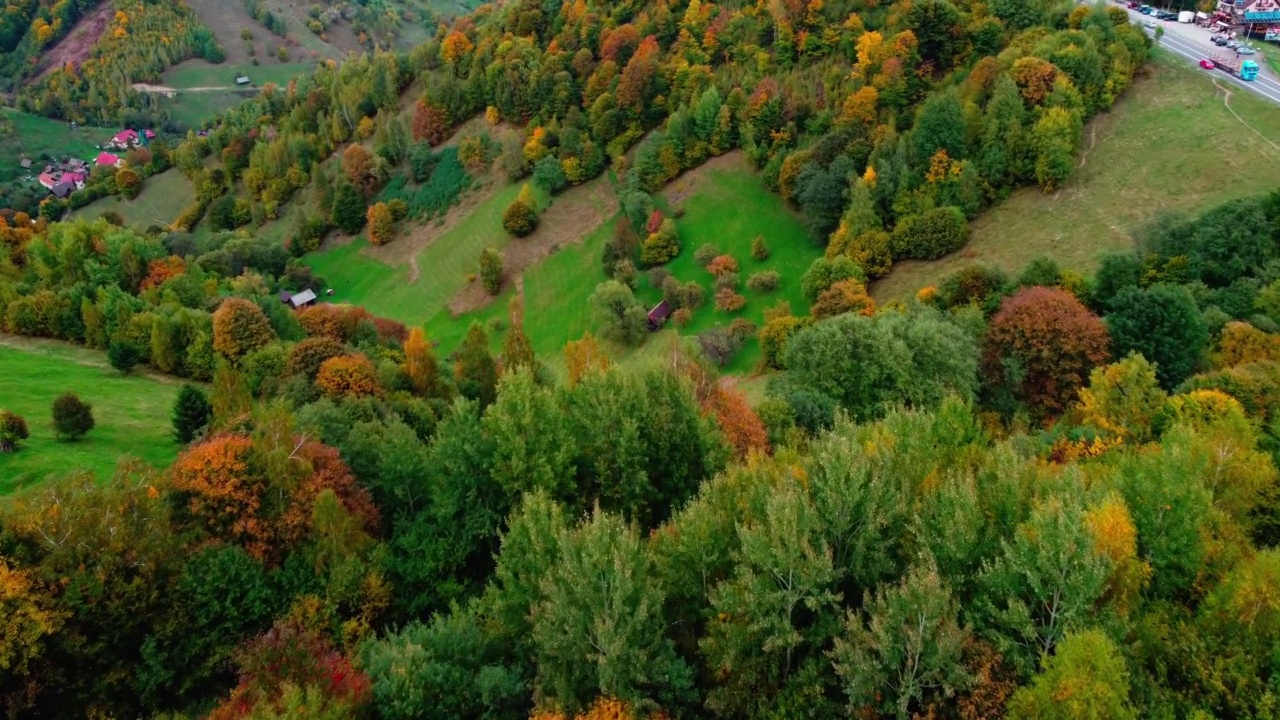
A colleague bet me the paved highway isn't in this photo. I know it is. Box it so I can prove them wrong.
[1115,6,1280,106]
[1151,26,1280,105]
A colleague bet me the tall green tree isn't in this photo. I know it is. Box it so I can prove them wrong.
[701,481,839,716]
[454,322,498,407]
[1006,629,1136,720]
[533,509,693,714]
[1105,283,1208,389]
[832,556,970,719]
[977,485,1111,673]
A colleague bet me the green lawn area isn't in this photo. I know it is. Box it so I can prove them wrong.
[874,50,1280,301]
[310,159,815,375]
[71,168,194,229]
[637,159,821,373]
[158,59,317,129]
[0,108,101,184]
[306,180,544,327]
[0,338,182,494]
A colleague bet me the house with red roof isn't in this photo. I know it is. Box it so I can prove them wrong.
[106,129,141,150]
[95,152,122,168]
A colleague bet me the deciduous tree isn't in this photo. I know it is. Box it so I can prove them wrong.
[316,355,381,398]
[982,287,1110,416]
[212,298,275,361]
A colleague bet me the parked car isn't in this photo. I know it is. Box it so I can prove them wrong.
[1200,58,1216,69]
[1227,40,1243,49]
[1144,19,1157,28]
[1212,36,1230,46]
[1238,46,1258,55]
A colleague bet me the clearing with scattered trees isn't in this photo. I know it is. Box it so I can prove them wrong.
[0,337,181,493]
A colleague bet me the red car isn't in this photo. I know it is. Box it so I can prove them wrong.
[1200,58,1216,69]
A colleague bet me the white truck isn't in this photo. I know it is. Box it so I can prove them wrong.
[1179,10,1195,22]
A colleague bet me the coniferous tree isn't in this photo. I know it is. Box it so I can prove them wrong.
[172,384,213,444]
[51,393,95,441]
[454,322,498,408]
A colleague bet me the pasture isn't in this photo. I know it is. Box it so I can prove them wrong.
[70,168,194,229]
[0,109,101,184]
[0,337,182,494]
[874,51,1280,300]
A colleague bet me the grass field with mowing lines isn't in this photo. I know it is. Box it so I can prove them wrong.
[0,338,182,494]
[874,51,1280,301]
[306,181,537,327]
[71,168,194,229]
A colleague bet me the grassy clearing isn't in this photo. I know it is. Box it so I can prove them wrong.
[0,337,182,494]
[306,181,540,327]
[874,50,1280,301]
[637,155,821,373]
[0,108,102,183]
[312,155,815,376]
[70,168,194,229]
[158,59,317,128]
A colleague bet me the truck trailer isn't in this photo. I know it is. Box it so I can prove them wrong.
[1214,54,1261,81]
[1179,10,1195,22]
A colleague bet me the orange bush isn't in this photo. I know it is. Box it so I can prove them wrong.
[706,254,739,277]
[140,256,185,291]
[316,355,381,398]
[704,385,770,459]
[169,434,267,555]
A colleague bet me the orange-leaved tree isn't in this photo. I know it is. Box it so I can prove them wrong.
[403,327,445,398]
[564,331,611,387]
[316,355,381,398]
[703,384,769,459]
[212,298,275,361]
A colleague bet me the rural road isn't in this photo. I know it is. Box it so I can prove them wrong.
[1107,4,1280,106]
[131,83,234,94]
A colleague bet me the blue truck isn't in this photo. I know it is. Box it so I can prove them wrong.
[1215,55,1261,81]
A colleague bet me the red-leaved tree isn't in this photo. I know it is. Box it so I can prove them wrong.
[982,286,1110,417]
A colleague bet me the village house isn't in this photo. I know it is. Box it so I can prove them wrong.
[279,289,318,309]
[106,129,140,151]
[95,151,123,168]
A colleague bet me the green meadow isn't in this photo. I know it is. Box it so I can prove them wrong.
[0,338,183,494]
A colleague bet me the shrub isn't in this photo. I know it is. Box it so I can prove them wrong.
[480,247,503,295]
[747,271,781,292]
[694,244,719,267]
[366,202,395,245]
[532,155,567,192]
[811,278,875,320]
[0,410,29,453]
[714,272,741,292]
[751,235,770,260]
[51,393,95,441]
[108,341,141,374]
[697,326,745,366]
[801,256,862,304]
[502,198,538,237]
[707,255,739,277]
[287,337,347,379]
[639,219,680,267]
[714,288,747,313]
[672,308,693,327]
[590,280,649,345]
[890,206,970,260]
[212,298,276,360]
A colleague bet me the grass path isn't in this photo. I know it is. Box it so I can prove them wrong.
[0,336,183,494]
[873,50,1280,301]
